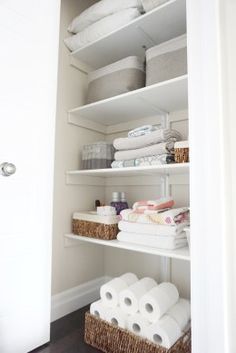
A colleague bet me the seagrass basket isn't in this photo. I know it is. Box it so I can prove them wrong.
[84,312,191,353]
[174,141,189,163]
[72,219,118,240]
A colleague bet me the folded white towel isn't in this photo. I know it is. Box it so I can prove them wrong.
[114,141,175,161]
[114,129,182,151]
[128,125,158,138]
[118,220,187,236]
[65,8,141,52]
[117,231,187,250]
[68,0,143,33]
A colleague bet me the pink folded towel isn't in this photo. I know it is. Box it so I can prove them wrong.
[133,197,174,213]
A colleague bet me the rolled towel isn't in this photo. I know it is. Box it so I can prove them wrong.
[127,312,151,337]
[145,315,182,348]
[139,283,179,322]
[68,0,144,33]
[118,220,188,236]
[106,306,128,329]
[119,277,157,314]
[167,298,191,330]
[114,142,175,161]
[100,273,138,307]
[113,129,182,151]
[90,300,107,320]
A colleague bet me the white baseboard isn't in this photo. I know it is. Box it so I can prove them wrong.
[51,276,109,322]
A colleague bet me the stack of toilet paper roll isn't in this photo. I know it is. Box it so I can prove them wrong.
[90,273,191,349]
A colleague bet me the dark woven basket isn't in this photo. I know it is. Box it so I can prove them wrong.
[84,312,191,353]
[174,148,189,163]
[72,219,118,240]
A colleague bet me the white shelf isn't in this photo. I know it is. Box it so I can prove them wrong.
[67,163,189,178]
[65,234,190,261]
[71,0,186,70]
[68,75,188,132]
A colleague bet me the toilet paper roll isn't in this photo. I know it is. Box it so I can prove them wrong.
[90,300,107,320]
[120,277,157,314]
[146,315,182,349]
[100,273,138,308]
[101,278,127,307]
[167,298,191,330]
[106,306,128,329]
[127,312,151,338]
[139,282,179,322]
[120,273,139,286]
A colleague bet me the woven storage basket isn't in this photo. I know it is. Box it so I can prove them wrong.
[84,312,191,353]
[72,219,118,240]
[72,212,119,240]
[174,141,189,163]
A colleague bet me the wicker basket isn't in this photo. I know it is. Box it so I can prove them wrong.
[174,141,189,163]
[72,219,118,240]
[84,312,191,353]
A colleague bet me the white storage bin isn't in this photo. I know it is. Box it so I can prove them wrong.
[87,56,145,103]
[146,34,187,86]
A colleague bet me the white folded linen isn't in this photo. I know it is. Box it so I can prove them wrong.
[114,141,175,161]
[120,208,189,226]
[111,154,174,168]
[140,0,169,13]
[68,0,143,33]
[117,231,187,250]
[64,8,141,52]
[118,220,187,236]
[128,125,158,138]
[114,129,182,150]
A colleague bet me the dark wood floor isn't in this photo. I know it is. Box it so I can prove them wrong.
[31,305,101,353]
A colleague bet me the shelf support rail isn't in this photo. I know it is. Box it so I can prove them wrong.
[160,172,172,282]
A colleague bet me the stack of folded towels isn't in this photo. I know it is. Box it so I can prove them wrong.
[64,0,143,52]
[112,125,182,168]
[90,273,191,349]
[117,197,189,250]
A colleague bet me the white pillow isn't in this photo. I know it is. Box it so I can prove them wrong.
[68,0,143,34]
[65,8,141,52]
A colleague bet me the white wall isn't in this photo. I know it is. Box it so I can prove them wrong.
[52,0,105,295]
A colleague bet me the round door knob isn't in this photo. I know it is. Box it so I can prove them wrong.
[0,162,16,176]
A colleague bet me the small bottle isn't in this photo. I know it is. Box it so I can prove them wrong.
[95,200,101,209]
[110,192,121,215]
[120,192,129,211]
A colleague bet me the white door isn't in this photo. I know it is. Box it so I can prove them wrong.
[0,1,60,352]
